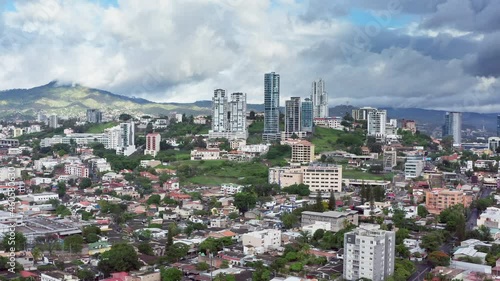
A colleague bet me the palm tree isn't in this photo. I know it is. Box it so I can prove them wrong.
[298,231,311,245]
[31,247,43,264]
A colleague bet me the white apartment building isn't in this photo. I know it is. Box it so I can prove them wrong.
[311,79,328,118]
[301,210,359,232]
[404,157,424,179]
[268,166,304,188]
[241,229,282,255]
[88,158,112,173]
[313,117,343,130]
[477,207,500,231]
[27,192,59,203]
[367,109,387,141]
[352,107,377,121]
[190,149,221,160]
[344,224,395,281]
[209,90,248,140]
[302,221,332,235]
[64,164,89,178]
[144,133,161,157]
[303,164,343,193]
[220,183,243,195]
[488,137,500,152]
[0,167,21,181]
[0,210,23,226]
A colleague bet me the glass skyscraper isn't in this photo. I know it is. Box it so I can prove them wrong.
[442,112,462,146]
[301,98,313,133]
[263,72,280,142]
[285,97,301,133]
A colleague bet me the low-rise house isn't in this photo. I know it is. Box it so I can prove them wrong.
[242,229,282,255]
[88,241,112,255]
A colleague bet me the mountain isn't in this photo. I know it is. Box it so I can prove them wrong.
[0,82,497,133]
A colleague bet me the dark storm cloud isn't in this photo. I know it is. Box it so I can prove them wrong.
[463,32,500,77]
[421,0,500,33]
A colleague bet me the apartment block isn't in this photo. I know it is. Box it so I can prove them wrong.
[241,229,281,255]
[284,140,315,163]
[477,207,500,231]
[268,166,304,188]
[220,183,243,195]
[425,189,472,214]
[144,133,161,157]
[303,163,342,193]
[343,224,395,281]
[301,210,359,232]
[64,164,89,178]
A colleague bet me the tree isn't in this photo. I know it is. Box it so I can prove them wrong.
[428,251,450,266]
[164,242,189,263]
[147,194,161,205]
[119,113,133,121]
[57,181,67,198]
[315,191,324,212]
[328,191,336,210]
[233,192,257,213]
[138,242,154,255]
[31,247,43,264]
[312,229,325,242]
[160,267,182,281]
[77,269,96,281]
[64,235,84,253]
[420,232,444,252]
[35,234,61,254]
[2,232,27,251]
[214,273,236,281]
[98,243,141,277]
[79,177,92,189]
[196,262,209,271]
[395,228,410,245]
[282,184,310,196]
[228,212,239,220]
[417,205,429,218]
[281,213,298,229]
[82,226,101,242]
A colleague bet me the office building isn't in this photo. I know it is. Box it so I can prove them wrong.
[268,166,304,188]
[209,90,247,140]
[301,210,359,232]
[86,109,102,123]
[48,114,58,129]
[367,109,387,141]
[303,163,342,193]
[488,137,500,152]
[285,97,301,133]
[442,112,462,146]
[352,107,377,121]
[263,72,281,142]
[343,224,395,281]
[144,133,161,157]
[312,79,328,118]
[404,157,425,179]
[425,189,472,214]
[301,98,313,133]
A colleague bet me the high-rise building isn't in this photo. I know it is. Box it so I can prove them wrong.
[442,112,462,146]
[367,109,387,140]
[263,72,280,142]
[86,109,102,123]
[209,90,247,140]
[312,79,328,118]
[343,224,395,281]
[48,114,58,129]
[212,89,228,133]
[228,92,247,134]
[145,133,161,157]
[116,121,136,156]
[285,97,301,133]
[497,115,500,137]
[352,107,377,121]
[301,98,313,133]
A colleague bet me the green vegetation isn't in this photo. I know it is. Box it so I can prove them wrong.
[311,126,366,154]
[247,120,264,144]
[264,144,291,166]
[173,160,268,186]
[98,243,142,277]
[163,119,210,138]
[399,129,433,147]
[85,122,118,133]
[343,167,393,180]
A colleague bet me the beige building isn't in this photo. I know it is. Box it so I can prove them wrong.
[303,163,343,193]
[283,139,315,163]
[425,189,472,214]
[190,149,222,160]
[301,210,359,232]
[268,166,304,188]
[241,229,282,255]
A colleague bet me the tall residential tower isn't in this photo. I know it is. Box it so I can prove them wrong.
[209,89,247,140]
[263,72,280,142]
[285,97,301,133]
[312,79,328,118]
[442,112,462,146]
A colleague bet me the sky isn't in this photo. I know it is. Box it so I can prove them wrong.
[0,0,499,113]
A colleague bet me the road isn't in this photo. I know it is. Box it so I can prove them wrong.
[466,186,492,231]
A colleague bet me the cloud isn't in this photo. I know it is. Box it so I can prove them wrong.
[0,0,498,113]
